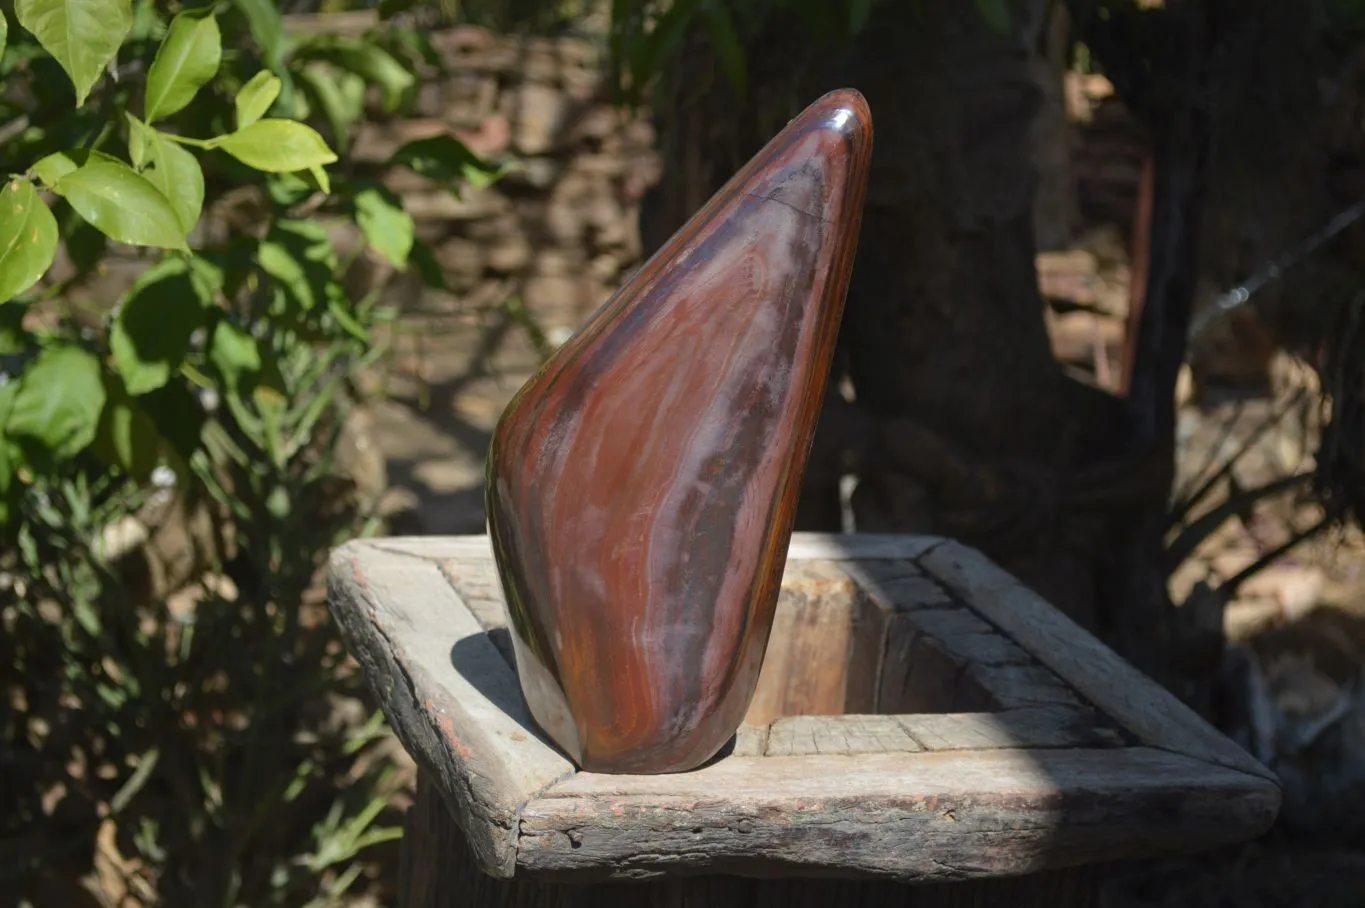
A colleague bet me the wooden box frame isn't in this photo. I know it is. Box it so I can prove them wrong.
[327,533,1278,890]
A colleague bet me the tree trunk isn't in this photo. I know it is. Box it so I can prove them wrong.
[643,0,1108,619]
[640,0,1209,696]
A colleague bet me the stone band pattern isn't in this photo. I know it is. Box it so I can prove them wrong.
[484,89,874,773]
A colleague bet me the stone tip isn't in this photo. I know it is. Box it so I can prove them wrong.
[810,88,872,148]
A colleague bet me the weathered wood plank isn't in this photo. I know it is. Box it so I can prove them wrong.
[788,533,942,561]
[439,558,509,636]
[969,664,1084,710]
[839,558,956,610]
[731,724,769,757]
[929,631,1033,668]
[370,535,495,560]
[745,561,885,724]
[404,772,1109,907]
[897,708,1123,751]
[878,619,939,714]
[518,747,1280,881]
[902,608,997,639]
[766,715,924,756]
[326,542,574,877]
[884,628,979,714]
[919,541,1278,782]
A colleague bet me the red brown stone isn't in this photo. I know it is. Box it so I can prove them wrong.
[485,89,873,773]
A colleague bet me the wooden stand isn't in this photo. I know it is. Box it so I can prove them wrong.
[327,534,1280,907]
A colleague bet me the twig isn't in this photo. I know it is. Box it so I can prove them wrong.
[1219,512,1332,601]
[1174,397,1245,503]
[0,114,31,148]
[1168,385,1308,528]
[1189,198,1365,340]
[1165,471,1312,572]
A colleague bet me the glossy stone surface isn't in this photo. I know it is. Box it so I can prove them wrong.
[486,89,872,774]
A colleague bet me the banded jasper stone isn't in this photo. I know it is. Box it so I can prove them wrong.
[486,89,873,773]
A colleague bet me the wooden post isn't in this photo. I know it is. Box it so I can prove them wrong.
[327,533,1280,907]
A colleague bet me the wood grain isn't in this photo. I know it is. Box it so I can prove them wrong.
[919,541,1279,782]
[765,714,923,755]
[520,747,1280,881]
[400,773,1109,907]
[971,664,1084,710]
[484,92,874,773]
[744,561,883,725]
[838,558,956,610]
[898,708,1123,751]
[786,534,942,562]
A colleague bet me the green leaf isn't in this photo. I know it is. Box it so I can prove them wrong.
[294,37,414,112]
[391,135,512,191]
[232,0,283,75]
[129,0,165,42]
[306,164,331,195]
[354,184,413,269]
[31,148,121,187]
[0,10,9,61]
[15,0,133,106]
[263,172,312,208]
[0,179,58,303]
[110,256,215,395]
[93,376,162,480]
[258,218,335,311]
[235,69,281,129]
[211,119,338,174]
[127,114,149,168]
[297,63,364,153]
[127,116,205,233]
[408,240,447,291]
[700,5,746,98]
[327,294,368,343]
[53,158,189,250]
[975,0,1011,34]
[7,344,106,461]
[144,8,220,122]
[208,318,262,392]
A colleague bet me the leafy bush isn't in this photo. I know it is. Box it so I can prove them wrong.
[0,1,504,904]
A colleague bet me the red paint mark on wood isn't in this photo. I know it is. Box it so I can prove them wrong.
[433,705,476,761]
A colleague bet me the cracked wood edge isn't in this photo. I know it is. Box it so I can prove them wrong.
[919,540,1279,784]
[517,746,1280,881]
[326,540,574,877]
[366,532,944,565]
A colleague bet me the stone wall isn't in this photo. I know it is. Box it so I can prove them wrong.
[343,24,662,379]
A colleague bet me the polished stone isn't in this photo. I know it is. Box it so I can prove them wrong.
[486,89,873,773]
